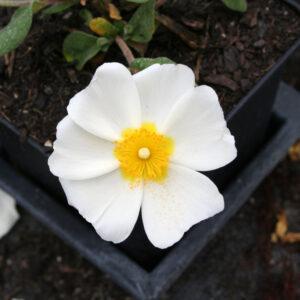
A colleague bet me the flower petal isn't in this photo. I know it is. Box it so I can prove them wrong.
[0,188,19,239]
[133,63,195,130]
[142,164,224,249]
[48,116,119,180]
[162,85,237,171]
[60,169,143,243]
[67,63,141,141]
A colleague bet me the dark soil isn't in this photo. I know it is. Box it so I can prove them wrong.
[1,152,299,300]
[0,0,299,145]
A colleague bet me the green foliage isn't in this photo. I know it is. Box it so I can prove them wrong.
[89,17,119,36]
[79,8,93,25]
[63,31,112,70]
[221,0,247,12]
[126,0,155,43]
[32,0,47,13]
[40,1,77,18]
[0,3,33,57]
[130,57,175,71]
[0,0,31,6]
[113,20,125,33]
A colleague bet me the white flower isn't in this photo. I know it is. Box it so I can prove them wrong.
[0,188,19,239]
[48,63,237,249]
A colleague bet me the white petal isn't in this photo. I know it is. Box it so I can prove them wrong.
[142,164,224,249]
[162,85,237,171]
[0,188,19,239]
[60,170,143,243]
[48,116,119,180]
[68,63,141,141]
[133,64,195,130]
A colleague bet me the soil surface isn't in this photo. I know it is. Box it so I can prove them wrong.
[0,152,299,300]
[0,0,299,145]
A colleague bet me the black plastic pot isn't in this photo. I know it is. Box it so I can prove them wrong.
[0,0,300,277]
[1,82,300,299]
[285,0,300,11]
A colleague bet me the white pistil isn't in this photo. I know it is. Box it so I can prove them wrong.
[138,147,151,160]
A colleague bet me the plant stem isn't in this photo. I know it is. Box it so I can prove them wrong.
[115,35,135,65]
[155,14,201,49]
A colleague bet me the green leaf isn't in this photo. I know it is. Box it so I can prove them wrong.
[79,8,93,25]
[127,0,155,43]
[221,0,247,12]
[0,0,31,6]
[63,31,112,70]
[40,1,76,18]
[0,3,33,57]
[123,23,134,40]
[113,20,125,34]
[130,57,175,71]
[32,1,47,14]
[126,0,149,3]
[89,17,119,36]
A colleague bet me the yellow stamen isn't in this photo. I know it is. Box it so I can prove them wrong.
[114,123,174,182]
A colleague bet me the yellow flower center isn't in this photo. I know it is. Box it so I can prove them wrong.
[114,123,174,182]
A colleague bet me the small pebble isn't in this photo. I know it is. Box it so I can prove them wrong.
[73,287,82,295]
[257,20,267,38]
[43,85,53,96]
[254,39,266,48]
[63,11,73,20]
[44,140,53,148]
[35,94,47,110]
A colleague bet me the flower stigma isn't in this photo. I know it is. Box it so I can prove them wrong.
[138,147,151,160]
[114,123,174,182]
